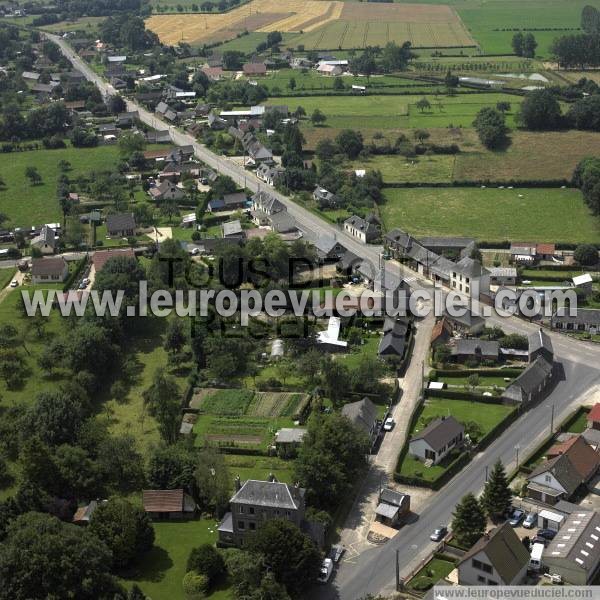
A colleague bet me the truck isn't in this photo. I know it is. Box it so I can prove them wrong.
[529,542,544,571]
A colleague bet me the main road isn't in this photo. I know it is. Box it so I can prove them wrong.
[49,34,600,599]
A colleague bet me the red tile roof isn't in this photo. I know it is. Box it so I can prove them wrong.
[548,435,579,458]
[143,489,184,513]
[92,248,135,272]
[536,243,556,255]
[588,403,600,423]
[564,435,600,481]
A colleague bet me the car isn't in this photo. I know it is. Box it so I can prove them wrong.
[317,558,334,584]
[383,417,395,431]
[82,278,90,285]
[191,248,201,256]
[509,509,525,526]
[9,280,18,288]
[536,528,557,540]
[329,545,345,563]
[78,282,86,290]
[430,526,447,542]
[532,535,549,547]
[523,512,538,529]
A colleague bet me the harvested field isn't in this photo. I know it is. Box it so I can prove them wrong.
[246,391,310,418]
[146,0,475,48]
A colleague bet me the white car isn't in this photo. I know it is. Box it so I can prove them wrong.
[383,417,395,431]
[317,558,333,584]
[9,280,18,288]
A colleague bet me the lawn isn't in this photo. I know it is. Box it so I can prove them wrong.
[407,556,456,590]
[122,518,232,600]
[350,154,456,184]
[0,145,125,227]
[265,92,522,129]
[224,454,294,486]
[380,187,600,244]
[0,267,16,290]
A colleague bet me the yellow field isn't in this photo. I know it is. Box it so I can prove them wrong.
[145,0,344,46]
[145,0,475,48]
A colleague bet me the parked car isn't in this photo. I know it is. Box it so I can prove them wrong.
[430,526,447,542]
[532,535,549,547]
[317,558,334,584]
[536,528,557,541]
[329,545,345,563]
[9,279,18,287]
[383,418,395,431]
[509,509,525,526]
[523,512,538,529]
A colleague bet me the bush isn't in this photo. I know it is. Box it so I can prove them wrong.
[411,576,434,591]
[182,570,209,599]
[186,544,225,585]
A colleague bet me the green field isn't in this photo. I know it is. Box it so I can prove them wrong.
[0,145,125,227]
[266,92,522,129]
[381,187,600,243]
[408,557,456,590]
[351,155,456,184]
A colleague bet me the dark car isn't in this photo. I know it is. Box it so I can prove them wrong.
[536,528,557,540]
[508,509,525,527]
[532,535,549,547]
[430,526,448,542]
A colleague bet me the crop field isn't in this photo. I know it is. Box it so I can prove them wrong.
[266,92,521,129]
[381,187,600,244]
[146,0,475,48]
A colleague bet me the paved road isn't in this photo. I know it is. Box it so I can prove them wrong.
[49,34,600,600]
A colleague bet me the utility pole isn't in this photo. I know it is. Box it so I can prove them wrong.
[550,404,555,434]
[485,465,489,482]
[395,549,401,590]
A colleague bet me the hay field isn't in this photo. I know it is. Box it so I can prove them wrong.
[146,0,475,48]
[146,0,343,46]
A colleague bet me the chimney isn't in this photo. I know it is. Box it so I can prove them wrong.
[234,475,241,491]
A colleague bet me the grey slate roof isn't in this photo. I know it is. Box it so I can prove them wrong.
[529,329,554,356]
[106,212,136,234]
[553,308,600,327]
[419,236,475,250]
[384,228,414,252]
[528,453,582,496]
[222,220,243,237]
[411,416,464,453]
[269,211,296,233]
[451,339,500,357]
[231,480,305,510]
[507,355,553,396]
[379,320,409,357]
[253,191,285,214]
[344,215,378,237]
[380,488,409,508]
[31,256,67,277]
[454,256,487,278]
[275,428,307,444]
[341,398,378,435]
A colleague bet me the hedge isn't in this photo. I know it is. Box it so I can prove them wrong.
[62,256,88,293]
[395,451,471,490]
[475,407,520,451]
[383,179,571,189]
[431,368,524,378]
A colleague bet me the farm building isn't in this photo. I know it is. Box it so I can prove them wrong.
[142,489,196,520]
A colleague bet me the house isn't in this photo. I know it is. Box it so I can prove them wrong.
[489,267,518,286]
[378,318,410,361]
[431,317,453,348]
[457,522,529,586]
[269,211,297,234]
[247,141,273,164]
[419,236,475,257]
[510,242,537,263]
[218,478,306,547]
[543,510,600,584]
[444,308,486,335]
[537,243,556,260]
[116,111,139,128]
[385,228,415,256]
[529,328,554,363]
[450,256,489,296]
[375,488,410,528]
[31,225,57,254]
[142,489,196,519]
[315,237,346,261]
[31,257,69,284]
[207,191,247,213]
[587,404,600,431]
[451,339,500,363]
[222,219,245,240]
[145,129,171,144]
[274,428,307,457]
[148,180,185,203]
[256,163,284,186]
[106,213,136,238]
[409,416,464,465]
[343,215,378,244]
[252,191,286,216]
[573,273,594,295]
[317,63,342,76]
[92,248,136,273]
[526,453,585,506]
[503,356,554,406]
[341,398,380,451]
[243,62,267,77]
[313,186,339,209]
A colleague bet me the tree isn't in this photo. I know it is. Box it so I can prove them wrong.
[451,493,486,548]
[414,129,430,143]
[480,460,513,522]
[320,358,349,407]
[582,5,600,33]
[0,512,119,600]
[315,138,338,160]
[182,570,209,598]
[90,498,155,568]
[522,33,537,58]
[468,373,480,390]
[574,243,598,266]
[335,129,363,159]
[164,318,188,355]
[496,101,511,114]
[24,166,41,185]
[142,369,181,445]
[107,94,127,114]
[147,443,197,491]
[567,95,600,131]
[473,107,508,150]
[415,97,431,113]
[187,544,226,585]
[287,77,296,90]
[96,434,145,493]
[517,89,562,131]
[247,519,321,597]
[512,31,524,56]
[311,108,327,126]
[195,446,230,516]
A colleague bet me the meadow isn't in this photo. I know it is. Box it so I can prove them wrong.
[266,92,522,129]
[380,187,600,243]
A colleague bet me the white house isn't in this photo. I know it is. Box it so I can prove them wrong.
[343,215,378,244]
[317,63,342,76]
[408,416,464,465]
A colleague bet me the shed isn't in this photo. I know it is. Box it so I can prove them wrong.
[538,509,565,531]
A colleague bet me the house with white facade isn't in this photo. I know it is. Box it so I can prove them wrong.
[408,416,464,465]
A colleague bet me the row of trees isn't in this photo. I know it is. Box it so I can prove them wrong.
[573,156,600,216]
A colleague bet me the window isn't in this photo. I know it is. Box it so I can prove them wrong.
[249,522,256,531]
[239,506,245,514]
[472,559,492,574]
[477,576,486,584]
[249,507,255,515]
[285,510,292,517]
[238,521,245,530]
[487,580,498,586]
[545,475,552,483]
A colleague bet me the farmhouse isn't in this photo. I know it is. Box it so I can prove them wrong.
[343,215,378,244]
[106,213,136,238]
[552,308,600,333]
[31,257,69,285]
[31,225,57,254]
[543,510,600,584]
[503,356,554,406]
[457,522,529,586]
[375,488,410,528]
[317,63,342,76]
[451,339,500,363]
[313,186,339,209]
[409,416,464,465]
[378,317,410,361]
[450,256,489,296]
[142,489,196,520]
[243,62,267,76]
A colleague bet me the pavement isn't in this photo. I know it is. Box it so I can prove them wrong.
[47,33,600,600]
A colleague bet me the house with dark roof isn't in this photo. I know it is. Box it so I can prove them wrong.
[543,510,600,584]
[243,62,267,76]
[444,308,486,335]
[408,416,464,465]
[247,140,273,164]
[207,191,247,213]
[148,180,185,203]
[218,478,306,547]
[341,398,380,451]
[256,163,284,187]
[384,228,414,256]
[31,257,69,284]
[343,215,379,244]
[313,186,339,209]
[457,522,529,586]
[450,256,490,296]
[142,489,196,519]
[378,318,410,362]
[529,328,554,363]
[106,213,136,238]
[419,236,475,257]
[552,308,600,334]
[451,339,500,363]
[252,191,286,217]
[222,219,245,240]
[31,225,57,255]
[375,488,410,528]
[503,356,554,406]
